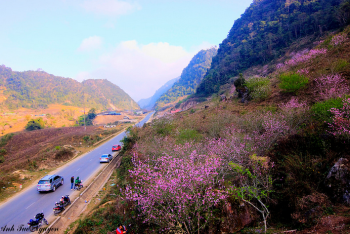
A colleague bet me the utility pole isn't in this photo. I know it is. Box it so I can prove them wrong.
[83,81,86,131]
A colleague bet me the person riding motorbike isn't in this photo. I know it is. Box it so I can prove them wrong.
[75,176,82,189]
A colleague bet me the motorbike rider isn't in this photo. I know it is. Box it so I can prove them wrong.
[75,176,81,188]
[116,224,127,234]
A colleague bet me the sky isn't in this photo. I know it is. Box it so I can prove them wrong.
[0,0,253,101]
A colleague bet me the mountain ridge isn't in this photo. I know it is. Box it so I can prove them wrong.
[138,76,180,110]
[155,47,217,110]
[0,65,139,110]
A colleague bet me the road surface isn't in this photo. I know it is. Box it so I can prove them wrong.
[0,112,153,233]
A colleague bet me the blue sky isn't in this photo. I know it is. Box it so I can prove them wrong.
[0,0,253,101]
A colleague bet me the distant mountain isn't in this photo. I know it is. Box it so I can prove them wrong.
[155,48,217,110]
[0,65,139,110]
[138,77,180,110]
[196,0,350,96]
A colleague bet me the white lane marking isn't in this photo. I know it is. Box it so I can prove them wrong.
[26,202,35,209]
[76,168,80,172]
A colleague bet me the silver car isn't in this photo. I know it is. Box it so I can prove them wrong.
[100,154,113,163]
[37,174,64,192]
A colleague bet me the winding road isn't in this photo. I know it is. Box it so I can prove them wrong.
[0,112,153,233]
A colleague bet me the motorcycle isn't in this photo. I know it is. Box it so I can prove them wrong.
[74,182,83,190]
[62,195,71,207]
[27,212,48,232]
[53,202,65,215]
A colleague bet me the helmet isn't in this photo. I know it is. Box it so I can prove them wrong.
[30,219,33,222]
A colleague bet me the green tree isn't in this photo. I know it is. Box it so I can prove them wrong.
[25,118,45,131]
[87,108,97,120]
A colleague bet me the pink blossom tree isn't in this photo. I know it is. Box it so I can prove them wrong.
[328,98,350,138]
[331,33,347,46]
[125,152,227,233]
[314,74,349,101]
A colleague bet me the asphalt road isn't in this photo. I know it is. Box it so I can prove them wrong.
[0,112,153,233]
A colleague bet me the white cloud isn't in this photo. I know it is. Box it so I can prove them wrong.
[76,41,213,102]
[77,36,103,52]
[81,0,141,16]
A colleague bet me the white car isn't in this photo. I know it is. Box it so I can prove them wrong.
[100,154,113,163]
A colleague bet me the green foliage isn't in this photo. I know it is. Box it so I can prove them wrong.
[196,0,349,96]
[155,48,217,109]
[25,118,45,131]
[333,59,349,72]
[0,149,7,156]
[177,129,202,144]
[152,119,174,136]
[0,133,14,147]
[55,146,61,150]
[279,73,309,93]
[77,108,97,126]
[0,155,4,163]
[234,73,246,88]
[190,109,196,114]
[245,76,271,100]
[87,108,97,120]
[311,98,343,122]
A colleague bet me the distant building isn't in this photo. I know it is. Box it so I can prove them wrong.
[170,109,181,114]
[136,111,143,115]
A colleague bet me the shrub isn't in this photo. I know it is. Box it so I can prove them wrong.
[245,76,271,100]
[279,72,309,93]
[311,98,343,122]
[83,136,90,142]
[25,118,45,131]
[55,146,61,150]
[55,148,73,160]
[333,59,349,72]
[177,129,202,143]
[0,149,7,155]
[234,73,246,88]
[0,155,4,163]
[152,117,174,136]
[0,133,14,147]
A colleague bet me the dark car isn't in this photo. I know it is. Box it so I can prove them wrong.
[112,145,121,151]
[37,174,64,192]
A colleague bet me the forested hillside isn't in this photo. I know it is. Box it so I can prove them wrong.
[197,0,350,95]
[138,77,180,110]
[0,65,138,110]
[155,48,217,109]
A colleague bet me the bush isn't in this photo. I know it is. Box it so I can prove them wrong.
[311,98,343,122]
[55,148,73,160]
[234,73,246,88]
[0,133,14,147]
[245,76,271,100]
[333,59,349,72]
[279,73,309,93]
[152,117,174,136]
[0,149,7,155]
[25,118,45,131]
[0,155,4,163]
[177,129,202,143]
